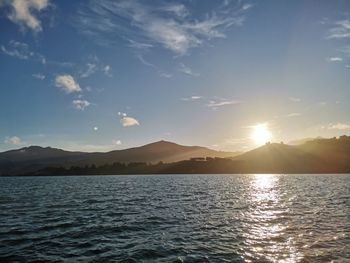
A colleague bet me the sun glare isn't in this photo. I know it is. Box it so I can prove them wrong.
[251,123,272,145]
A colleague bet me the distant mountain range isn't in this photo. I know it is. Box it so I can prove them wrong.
[1,136,350,175]
[0,140,239,175]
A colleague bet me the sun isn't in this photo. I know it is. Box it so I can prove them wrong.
[251,123,272,145]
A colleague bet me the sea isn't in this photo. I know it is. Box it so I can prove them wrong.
[0,174,349,262]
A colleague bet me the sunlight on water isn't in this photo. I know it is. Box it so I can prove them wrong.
[0,175,349,262]
[240,174,304,263]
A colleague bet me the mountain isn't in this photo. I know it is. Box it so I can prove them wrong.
[233,143,320,173]
[234,136,350,173]
[0,146,86,162]
[0,146,88,175]
[296,136,350,172]
[1,137,349,175]
[288,137,324,145]
[77,140,239,166]
[0,141,239,175]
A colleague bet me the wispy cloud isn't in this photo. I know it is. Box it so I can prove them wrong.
[80,56,112,78]
[112,139,122,145]
[159,72,172,78]
[80,63,97,78]
[328,123,350,130]
[55,74,81,94]
[103,65,112,77]
[207,99,241,109]
[32,73,45,80]
[324,18,350,69]
[4,136,22,145]
[0,0,50,32]
[76,0,252,55]
[181,96,202,101]
[286,113,301,117]
[326,19,350,39]
[289,97,301,102]
[0,40,46,63]
[72,99,91,110]
[179,63,200,77]
[327,57,343,62]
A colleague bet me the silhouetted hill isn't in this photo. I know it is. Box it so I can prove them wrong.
[0,141,239,175]
[288,137,324,145]
[296,136,350,172]
[78,140,238,166]
[233,143,320,173]
[234,136,350,173]
[0,146,86,162]
[0,146,88,175]
[1,137,350,175]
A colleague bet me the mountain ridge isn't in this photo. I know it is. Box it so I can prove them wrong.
[0,140,240,175]
[1,136,349,175]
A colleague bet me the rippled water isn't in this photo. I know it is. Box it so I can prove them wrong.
[0,174,349,262]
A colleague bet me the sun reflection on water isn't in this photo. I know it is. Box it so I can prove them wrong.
[240,174,304,263]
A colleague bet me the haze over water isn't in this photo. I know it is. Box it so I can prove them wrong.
[1,174,349,262]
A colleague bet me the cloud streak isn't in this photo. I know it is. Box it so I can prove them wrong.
[327,57,343,62]
[328,123,350,130]
[76,0,252,55]
[326,19,350,39]
[179,63,200,77]
[207,99,241,109]
[0,40,46,63]
[32,73,45,80]
[181,96,202,101]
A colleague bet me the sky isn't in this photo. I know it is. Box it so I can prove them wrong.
[0,0,350,152]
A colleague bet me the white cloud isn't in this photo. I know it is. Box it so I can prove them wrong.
[72,99,91,110]
[55,74,81,93]
[326,19,350,39]
[181,96,202,101]
[158,3,189,18]
[289,97,301,102]
[207,99,241,108]
[286,113,301,117]
[120,116,140,127]
[77,0,251,55]
[81,63,97,78]
[32,73,45,80]
[118,112,127,117]
[127,39,154,50]
[328,123,350,130]
[327,57,343,62]
[4,136,22,145]
[93,126,98,131]
[1,0,50,32]
[103,65,112,77]
[112,139,122,145]
[1,40,46,63]
[80,55,112,78]
[179,63,200,77]
[159,72,172,78]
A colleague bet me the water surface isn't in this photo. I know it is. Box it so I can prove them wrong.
[0,174,349,262]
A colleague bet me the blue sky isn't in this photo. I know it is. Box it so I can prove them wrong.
[0,0,350,152]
